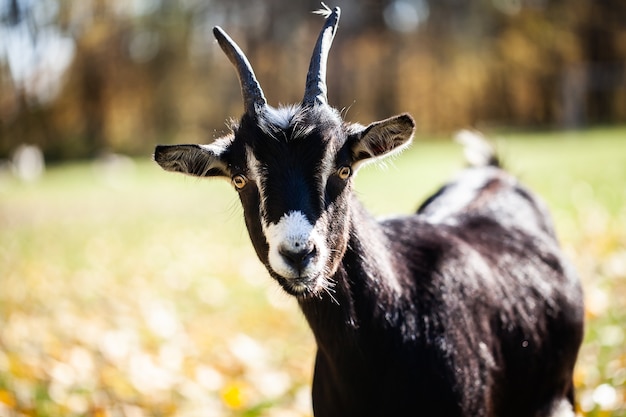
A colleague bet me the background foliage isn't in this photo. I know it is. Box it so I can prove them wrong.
[1,0,626,160]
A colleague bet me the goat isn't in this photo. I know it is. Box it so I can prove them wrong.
[154,6,584,417]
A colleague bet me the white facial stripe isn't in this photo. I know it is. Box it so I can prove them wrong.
[244,141,333,281]
[317,142,336,200]
[245,145,268,214]
[264,211,327,279]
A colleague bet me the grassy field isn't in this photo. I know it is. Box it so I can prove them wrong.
[1,127,625,417]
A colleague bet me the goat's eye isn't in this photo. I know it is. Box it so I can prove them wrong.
[232,174,248,190]
[337,166,352,180]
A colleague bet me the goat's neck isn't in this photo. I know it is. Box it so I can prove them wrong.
[298,196,401,356]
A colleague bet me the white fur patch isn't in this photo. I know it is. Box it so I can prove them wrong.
[258,106,301,139]
[317,142,337,199]
[200,141,227,156]
[245,144,268,210]
[454,129,495,167]
[264,211,326,279]
[550,399,575,417]
[420,167,500,224]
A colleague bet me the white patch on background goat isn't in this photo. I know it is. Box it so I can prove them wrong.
[264,211,327,279]
[421,167,499,224]
[454,129,495,167]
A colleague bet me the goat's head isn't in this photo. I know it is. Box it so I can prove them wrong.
[154,6,415,298]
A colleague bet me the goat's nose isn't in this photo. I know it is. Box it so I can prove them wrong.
[279,244,316,273]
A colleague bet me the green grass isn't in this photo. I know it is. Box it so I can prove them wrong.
[1,127,625,416]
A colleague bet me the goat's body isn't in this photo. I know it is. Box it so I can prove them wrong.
[301,165,584,417]
[154,9,583,416]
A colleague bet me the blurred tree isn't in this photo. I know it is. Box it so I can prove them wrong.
[0,0,625,160]
[578,0,626,125]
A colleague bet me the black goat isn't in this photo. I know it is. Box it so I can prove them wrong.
[154,6,584,417]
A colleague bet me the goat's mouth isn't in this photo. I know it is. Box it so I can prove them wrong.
[272,273,322,298]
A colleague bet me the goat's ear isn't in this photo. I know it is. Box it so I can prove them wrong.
[348,113,415,167]
[154,141,231,178]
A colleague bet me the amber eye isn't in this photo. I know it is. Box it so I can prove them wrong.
[337,166,352,180]
[232,174,248,190]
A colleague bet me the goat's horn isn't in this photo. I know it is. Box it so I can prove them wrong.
[213,26,267,114]
[303,5,341,106]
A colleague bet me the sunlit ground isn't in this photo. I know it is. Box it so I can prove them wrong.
[1,128,625,417]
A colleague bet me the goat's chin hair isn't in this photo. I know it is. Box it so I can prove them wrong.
[270,271,331,300]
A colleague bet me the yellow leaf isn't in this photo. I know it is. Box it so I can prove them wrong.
[221,382,247,410]
[0,390,16,408]
[92,408,107,417]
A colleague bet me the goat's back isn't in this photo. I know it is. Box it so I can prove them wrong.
[376,165,584,416]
